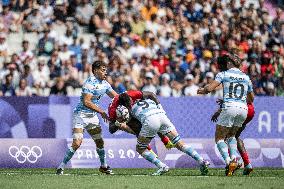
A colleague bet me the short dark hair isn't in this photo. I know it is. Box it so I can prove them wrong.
[92,60,106,73]
[217,56,228,72]
[118,93,132,109]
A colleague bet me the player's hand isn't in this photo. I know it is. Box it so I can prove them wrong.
[197,88,205,94]
[211,111,220,122]
[100,112,109,122]
[216,99,224,106]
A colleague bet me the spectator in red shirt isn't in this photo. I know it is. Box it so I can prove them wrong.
[151,51,169,74]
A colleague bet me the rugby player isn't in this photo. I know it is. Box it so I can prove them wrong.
[56,61,117,175]
[197,53,254,176]
[116,100,210,176]
[210,55,255,175]
[108,90,175,150]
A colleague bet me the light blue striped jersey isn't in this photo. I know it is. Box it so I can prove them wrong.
[131,99,165,123]
[215,68,252,106]
[74,76,113,113]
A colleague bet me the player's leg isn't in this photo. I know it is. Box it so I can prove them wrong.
[56,116,84,175]
[87,124,113,174]
[236,128,253,175]
[157,132,175,149]
[236,103,254,175]
[57,112,86,174]
[159,114,209,175]
[136,135,168,175]
[137,115,169,175]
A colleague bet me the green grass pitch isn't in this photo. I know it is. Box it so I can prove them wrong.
[0,168,283,189]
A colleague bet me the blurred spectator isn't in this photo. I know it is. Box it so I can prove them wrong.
[50,77,67,95]
[151,51,169,74]
[19,40,33,62]
[141,72,157,94]
[38,29,55,56]
[1,73,16,96]
[39,1,54,23]
[130,15,146,36]
[266,82,276,96]
[183,74,198,96]
[33,60,50,89]
[15,78,32,96]
[140,0,158,21]
[20,65,34,87]
[171,81,183,97]
[76,0,94,26]
[0,33,8,57]
[111,11,132,36]
[111,73,126,94]
[0,0,283,97]
[23,8,45,32]
[89,3,111,34]
[1,5,18,33]
[158,73,172,97]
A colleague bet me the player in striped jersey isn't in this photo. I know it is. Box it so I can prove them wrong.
[197,53,254,176]
[116,99,210,176]
[56,61,117,175]
[210,54,255,175]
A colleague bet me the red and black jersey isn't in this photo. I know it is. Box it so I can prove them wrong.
[108,90,143,121]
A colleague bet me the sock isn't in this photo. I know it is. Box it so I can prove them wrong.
[217,140,231,165]
[59,147,76,169]
[141,150,166,168]
[180,145,204,164]
[161,136,170,145]
[227,137,238,160]
[245,163,252,169]
[96,148,107,167]
[240,151,251,166]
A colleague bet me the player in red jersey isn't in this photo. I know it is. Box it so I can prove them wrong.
[211,55,255,175]
[108,90,175,149]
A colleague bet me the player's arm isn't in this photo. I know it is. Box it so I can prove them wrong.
[83,93,109,122]
[142,91,160,104]
[109,121,119,134]
[246,79,254,103]
[211,108,222,122]
[247,91,254,103]
[198,72,223,94]
[107,90,118,99]
[114,121,136,135]
[197,80,221,94]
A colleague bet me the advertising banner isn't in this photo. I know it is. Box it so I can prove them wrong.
[0,138,283,168]
[0,96,284,139]
[0,139,68,168]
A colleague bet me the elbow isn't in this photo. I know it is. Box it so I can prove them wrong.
[83,99,91,108]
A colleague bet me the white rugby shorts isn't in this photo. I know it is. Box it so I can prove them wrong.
[73,112,100,130]
[139,112,175,138]
[217,105,248,127]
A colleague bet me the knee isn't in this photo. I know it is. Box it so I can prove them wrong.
[136,145,146,154]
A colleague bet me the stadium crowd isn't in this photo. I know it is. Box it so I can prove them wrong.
[0,0,283,97]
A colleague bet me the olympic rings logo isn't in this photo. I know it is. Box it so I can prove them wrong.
[9,146,43,164]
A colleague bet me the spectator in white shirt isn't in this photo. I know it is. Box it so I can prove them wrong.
[16,78,32,96]
[19,40,34,62]
[183,74,199,96]
[39,1,54,23]
[158,73,172,97]
[142,72,157,94]
[33,60,50,89]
